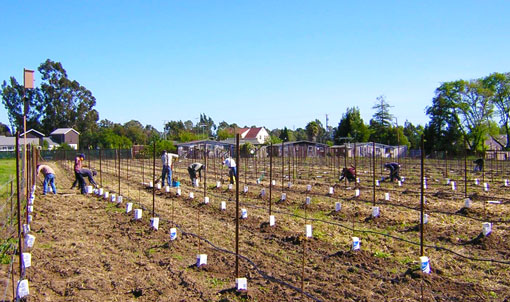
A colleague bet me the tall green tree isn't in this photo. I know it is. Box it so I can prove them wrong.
[369,96,394,144]
[0,122,12,136]
[38,59,99,135]
[1,77,43,132]
[334,107,370,144]
[484,72,510,149]
[279,127,290,142]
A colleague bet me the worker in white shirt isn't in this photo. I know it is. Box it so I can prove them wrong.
[161,150,179,186]
[222,156,237,184]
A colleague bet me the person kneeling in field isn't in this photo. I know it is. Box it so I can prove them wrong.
[188,162,205,187]
[382,162,401,182]
[339,166,356,182]
[37,164,57,195]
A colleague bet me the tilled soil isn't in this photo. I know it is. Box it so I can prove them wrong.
[15,161,510,301]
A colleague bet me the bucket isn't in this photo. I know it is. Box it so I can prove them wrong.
[243,186,248,193]
[126,203,133,213]
[423,214,429,224]
[281,193,286,201]
[86,186,93,194]
[271,180,276,186]
[172,181,180,187]
[420,256,430,274]
[220,201,226,211]
[352,237,360,250]
[288,182,292,188]
[241,208,247,219]
[398,181,402,187]
[384,192,390,201]
[483,183,489,192]
[356,177,360,183]
[98,188,104,195]
[204,196,209,204]
[305,196,311,205]
[306,184,312,192]
[256,179,261,185]
[474,179,479,185]
[329,187,334,195]
[216,181,221,188]
[375,180,380,187]
[305,224,312,238]
[104,191,109,199]
[150,217,159,230]
[355,189,360,197]
[156,183,161,190]
[134,209,142,220]
[27,206,33,213]
[236,277,248,291]
[117,196,123,203]
[451,181,456,191]
[110,194,116,203]
[335,202,341,212]
[149,181,153,188]
[196,254,207,267]
[189,192,194,199]
[170,227,177,241]
[27,215,32,224]
[445,178,450,185]
[505,179,509,187]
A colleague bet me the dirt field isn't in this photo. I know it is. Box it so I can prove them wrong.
[10,157,510,301]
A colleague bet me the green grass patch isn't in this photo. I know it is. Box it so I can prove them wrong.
[0,159,16,184]
[0,238,18,264]
[207,277,226,288]
[373,250,391,258]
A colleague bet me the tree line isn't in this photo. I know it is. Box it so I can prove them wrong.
[2,59,509,155]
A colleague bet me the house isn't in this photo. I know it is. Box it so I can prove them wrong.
[50,128,80,150]
[331,142,407,159]
[0,136,16,152]
[175,140,234,159]
[268,141,330,157]
[485,135,510,160]
[223,127,270,145]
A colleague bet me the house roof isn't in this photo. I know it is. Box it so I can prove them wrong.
[238,127,266,139]
[19,129,45,137]
[0,136,15,146]
[175,140,233,147]
[43,137,59,146]
[50,128,80,135]
[0,136,40,146]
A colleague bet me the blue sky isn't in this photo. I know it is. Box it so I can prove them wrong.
[1,1,509,133]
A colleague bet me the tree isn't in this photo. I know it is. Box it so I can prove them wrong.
[369,96,394,144]
[334,107,370,144]
[294,128,307,141]
[38,59,99,135]
[1,77,43,132]
[279,127,290,142]
[403,121,424,150]
[0,122,11,136]
[484,72,510,149]
[429,79,494,153]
